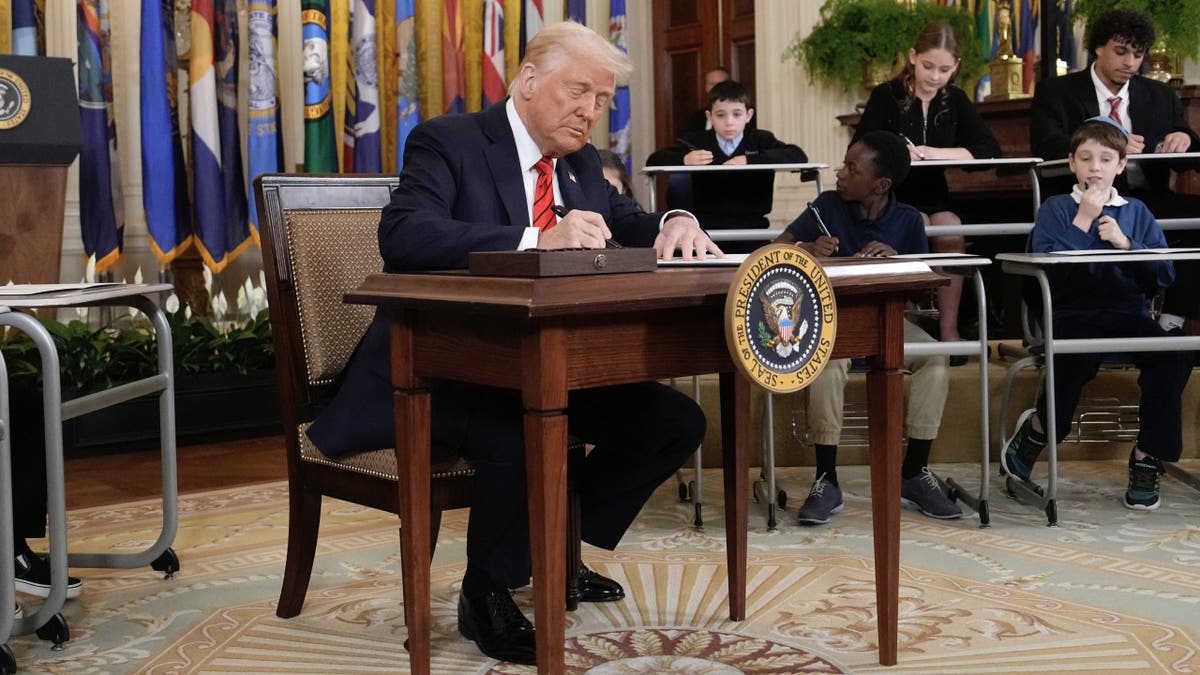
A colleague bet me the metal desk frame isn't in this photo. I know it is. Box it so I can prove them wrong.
[997,251,1200,525]
[0,283,181,653]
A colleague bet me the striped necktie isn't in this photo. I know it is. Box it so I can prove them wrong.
[1107,96,1123,127]
[532,155,557,231]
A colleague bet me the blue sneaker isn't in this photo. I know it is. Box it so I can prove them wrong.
[1001,408,1045,482]
[796,474,844,525]
[1124,450,1163,511]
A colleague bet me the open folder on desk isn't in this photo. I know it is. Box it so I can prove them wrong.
[0,282,123,296]
[1051,247,1200,256]
[657,255,931,276]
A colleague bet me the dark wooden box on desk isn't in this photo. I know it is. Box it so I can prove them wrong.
[469,248,657,277]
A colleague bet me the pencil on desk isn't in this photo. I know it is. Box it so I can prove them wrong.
[899,134,924,160]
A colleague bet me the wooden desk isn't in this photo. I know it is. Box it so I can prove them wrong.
[348,265,945,673]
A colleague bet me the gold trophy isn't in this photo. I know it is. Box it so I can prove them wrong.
[986,1,1031,100]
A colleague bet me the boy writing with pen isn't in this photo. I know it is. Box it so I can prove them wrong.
[773,131,961,524]
[646,80,806,252]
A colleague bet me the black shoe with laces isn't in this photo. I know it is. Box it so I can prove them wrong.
[457,584,536,665]
[1124,450,1164,511]
[15,551,83,600]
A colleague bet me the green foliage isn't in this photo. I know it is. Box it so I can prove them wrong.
[784,0,987,92]
[1072,0,1200,61]
[0,308,274,394]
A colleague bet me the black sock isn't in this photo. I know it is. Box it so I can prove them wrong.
[902,439,933,479]
[815,444,838,486]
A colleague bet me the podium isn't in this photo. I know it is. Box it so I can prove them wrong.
[0,56,81,285]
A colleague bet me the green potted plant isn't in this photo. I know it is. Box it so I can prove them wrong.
[785,0,987,95]
[1071,0,1200,82]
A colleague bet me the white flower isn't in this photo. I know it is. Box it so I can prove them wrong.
[164,294,180,313]
[134,267,144,284]
[215,290,228,317]
[236,285,248,311]
[84,255,96,283]
[203,267,214,294]
[184,305,192,320]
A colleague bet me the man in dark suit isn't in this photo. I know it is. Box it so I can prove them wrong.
[1030,8,1200,331]
[306,21,719,666]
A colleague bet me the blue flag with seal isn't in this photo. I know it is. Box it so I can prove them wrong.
[351,0,380,172]
[141,0,192,265]
[608,0,631,171]
[77,0,123,272]
[395,0,419,170]
[247,0,282,230]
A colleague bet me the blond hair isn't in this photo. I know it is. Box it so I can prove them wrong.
[507,21,633,95]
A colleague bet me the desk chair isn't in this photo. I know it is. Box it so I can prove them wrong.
[254,176,589,645]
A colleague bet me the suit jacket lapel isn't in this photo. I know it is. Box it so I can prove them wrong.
[1070,70,1100,118]
[481,101,532,227]
[557,157,586,212]
[1128,78,1154,136]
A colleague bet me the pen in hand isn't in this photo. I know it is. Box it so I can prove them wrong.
[551,205,622,248]
[807,202,833,239]
[900,133,925,160]
[675,137,700,150]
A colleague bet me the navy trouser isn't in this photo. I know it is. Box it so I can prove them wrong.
[1035,309,1193,462]
[451,381,704,588]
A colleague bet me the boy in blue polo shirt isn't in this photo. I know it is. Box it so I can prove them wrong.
[774,130,957,525]
[1003,117,1192,511]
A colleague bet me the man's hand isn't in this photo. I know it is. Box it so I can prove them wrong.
[1158,131,1192,153]
[537,209,612,249]
[855,240,897,258]
[684,149,713,166]
[1074,182,1107,230]
[722,155,748,165]
[1126,133,1147,154]
[798,235,840,257]
[1097,215,1130,249]
[655,214,723,261]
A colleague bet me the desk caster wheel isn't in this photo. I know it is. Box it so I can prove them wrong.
[0,643,14,674]
[767,504,777,531]
[693,503,704,529]
[978,499,991,528]
[752,480,765,504]
[36,612,69,650]
[152,548,180,580]
[777,489,787,510]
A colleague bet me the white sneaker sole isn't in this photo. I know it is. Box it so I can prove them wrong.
[900,497,963,519]
[15,578,83,600]
[796,502,843,525]
[1123,496,1161,511]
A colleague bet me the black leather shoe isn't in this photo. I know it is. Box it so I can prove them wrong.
[579,565,625,603]
[457,587,537,665]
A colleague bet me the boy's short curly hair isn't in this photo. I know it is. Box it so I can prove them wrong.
[857,130,911,186]
[1086,9,1156,55]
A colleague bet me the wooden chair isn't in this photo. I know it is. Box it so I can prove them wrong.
[254,175,586,664]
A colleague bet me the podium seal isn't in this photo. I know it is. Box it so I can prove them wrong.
[725,244,836,393]
[0,68,31,130]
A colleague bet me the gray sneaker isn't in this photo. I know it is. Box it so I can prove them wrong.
[796,474,844,525]
[901,468,962,519]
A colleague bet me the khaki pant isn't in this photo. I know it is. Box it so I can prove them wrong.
[806,318,949,445]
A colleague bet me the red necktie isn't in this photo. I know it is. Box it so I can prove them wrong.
[532,156,557,231]
[1107,96,1123,127]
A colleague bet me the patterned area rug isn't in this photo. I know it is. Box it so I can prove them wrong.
[10,460,1200,673]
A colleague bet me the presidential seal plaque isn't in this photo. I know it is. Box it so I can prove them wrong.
[725,244,836,393]
[0,68,32,130]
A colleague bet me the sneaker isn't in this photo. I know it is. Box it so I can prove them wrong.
[1124,450,1164,511]
[15,551,83,600]
[901,468,963,519]
[796,474,844,525]
[1001,408,1045,482]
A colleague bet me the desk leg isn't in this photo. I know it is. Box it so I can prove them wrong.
[719,371,750,621]
[391,321,432,675]
[525,411,569,675]
[867,368,903,666]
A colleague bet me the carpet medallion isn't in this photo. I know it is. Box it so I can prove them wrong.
[10,460,1200,673]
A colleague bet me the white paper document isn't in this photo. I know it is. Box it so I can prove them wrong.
[0,283,122,297]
